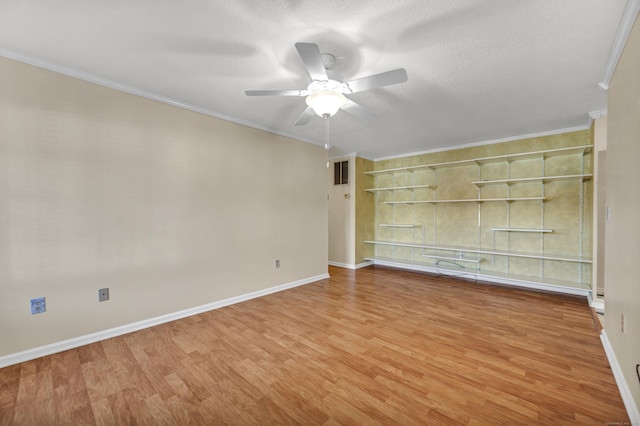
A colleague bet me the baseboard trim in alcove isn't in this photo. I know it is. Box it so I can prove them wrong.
[328,261,374,270]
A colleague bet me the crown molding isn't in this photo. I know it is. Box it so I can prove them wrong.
[588,110,608,120]
[373,124,590,162]
[586,109,609,129]
[0,46,322,148]
[328,152,357,161]
[599,0,640,90]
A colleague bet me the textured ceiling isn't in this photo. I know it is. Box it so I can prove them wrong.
[0,0,630,159]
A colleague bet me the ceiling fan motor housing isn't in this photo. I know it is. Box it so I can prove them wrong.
[307,77,350,95]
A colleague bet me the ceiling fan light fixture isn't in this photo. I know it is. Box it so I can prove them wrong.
[306,90,347,117]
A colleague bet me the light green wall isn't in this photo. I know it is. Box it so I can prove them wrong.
[368,130,593,287]
[605,14,640,409]
[0,56,328,357]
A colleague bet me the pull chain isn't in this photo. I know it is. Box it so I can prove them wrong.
[324,113,330,150]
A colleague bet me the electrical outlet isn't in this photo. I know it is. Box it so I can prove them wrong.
[275,259,280,269]
[30,297,46,315]
[98,288,109,302]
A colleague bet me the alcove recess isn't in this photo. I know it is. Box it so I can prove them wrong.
[362,131,593,295]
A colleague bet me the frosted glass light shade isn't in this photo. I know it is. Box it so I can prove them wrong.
[306,90,347,117]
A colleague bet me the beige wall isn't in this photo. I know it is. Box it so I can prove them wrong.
[592,115,607,300]
[0,56,328,357]
[605,14,640,407]
[328,155,355,266]
[328,155,374,267]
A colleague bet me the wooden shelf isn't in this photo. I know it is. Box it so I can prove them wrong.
[365,184,431,192]
[365,145,592,175]
[365,240,591,264]
[472,174,593,187]
[379,224,416,228]
[383,197,545,204]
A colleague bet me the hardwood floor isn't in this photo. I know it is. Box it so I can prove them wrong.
[0,265,629,425]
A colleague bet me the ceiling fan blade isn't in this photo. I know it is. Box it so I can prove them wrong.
[295,107,316,126]
[295,42,329,81]
[245,89,306,96]
[345,68,408,93]
[341,99,376,122]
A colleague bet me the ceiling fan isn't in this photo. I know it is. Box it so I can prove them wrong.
[245,42,408,126]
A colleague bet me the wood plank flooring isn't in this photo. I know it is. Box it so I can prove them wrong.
[0,265,629,425]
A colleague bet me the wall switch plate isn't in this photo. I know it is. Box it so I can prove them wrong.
[98,288,109,302]
[30,297,46,315]
[275,259,280,268]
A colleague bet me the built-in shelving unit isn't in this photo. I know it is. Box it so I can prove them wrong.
[365,240,591,264]
[365,145,592,175]
[383,197,545,204]
[364,143,593,294]
[472,174,592,187]
[366,256,588,293]
[491,228,553,233]
[422,254,481,264]
[365,184,431,192]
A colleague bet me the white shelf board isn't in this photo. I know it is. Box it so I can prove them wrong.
[365,240,591,263]
[492,228,553,233]
[383,197,545,204]
[365,145,593,175]
[489,248,591,263]
[364,256,591,294]
[366,240,473,252]
[379,224,416,228]
[472,174,593,187]
[421,254,481,263]
[365,184,432,192]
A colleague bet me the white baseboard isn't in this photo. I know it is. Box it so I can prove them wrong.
[600,331,640,425]
[328,261,352,268]
[591,299,605,313]
[0,273,329,368]
[367,258,591,297]
[587,292,605,313]
[328,261,374,270]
